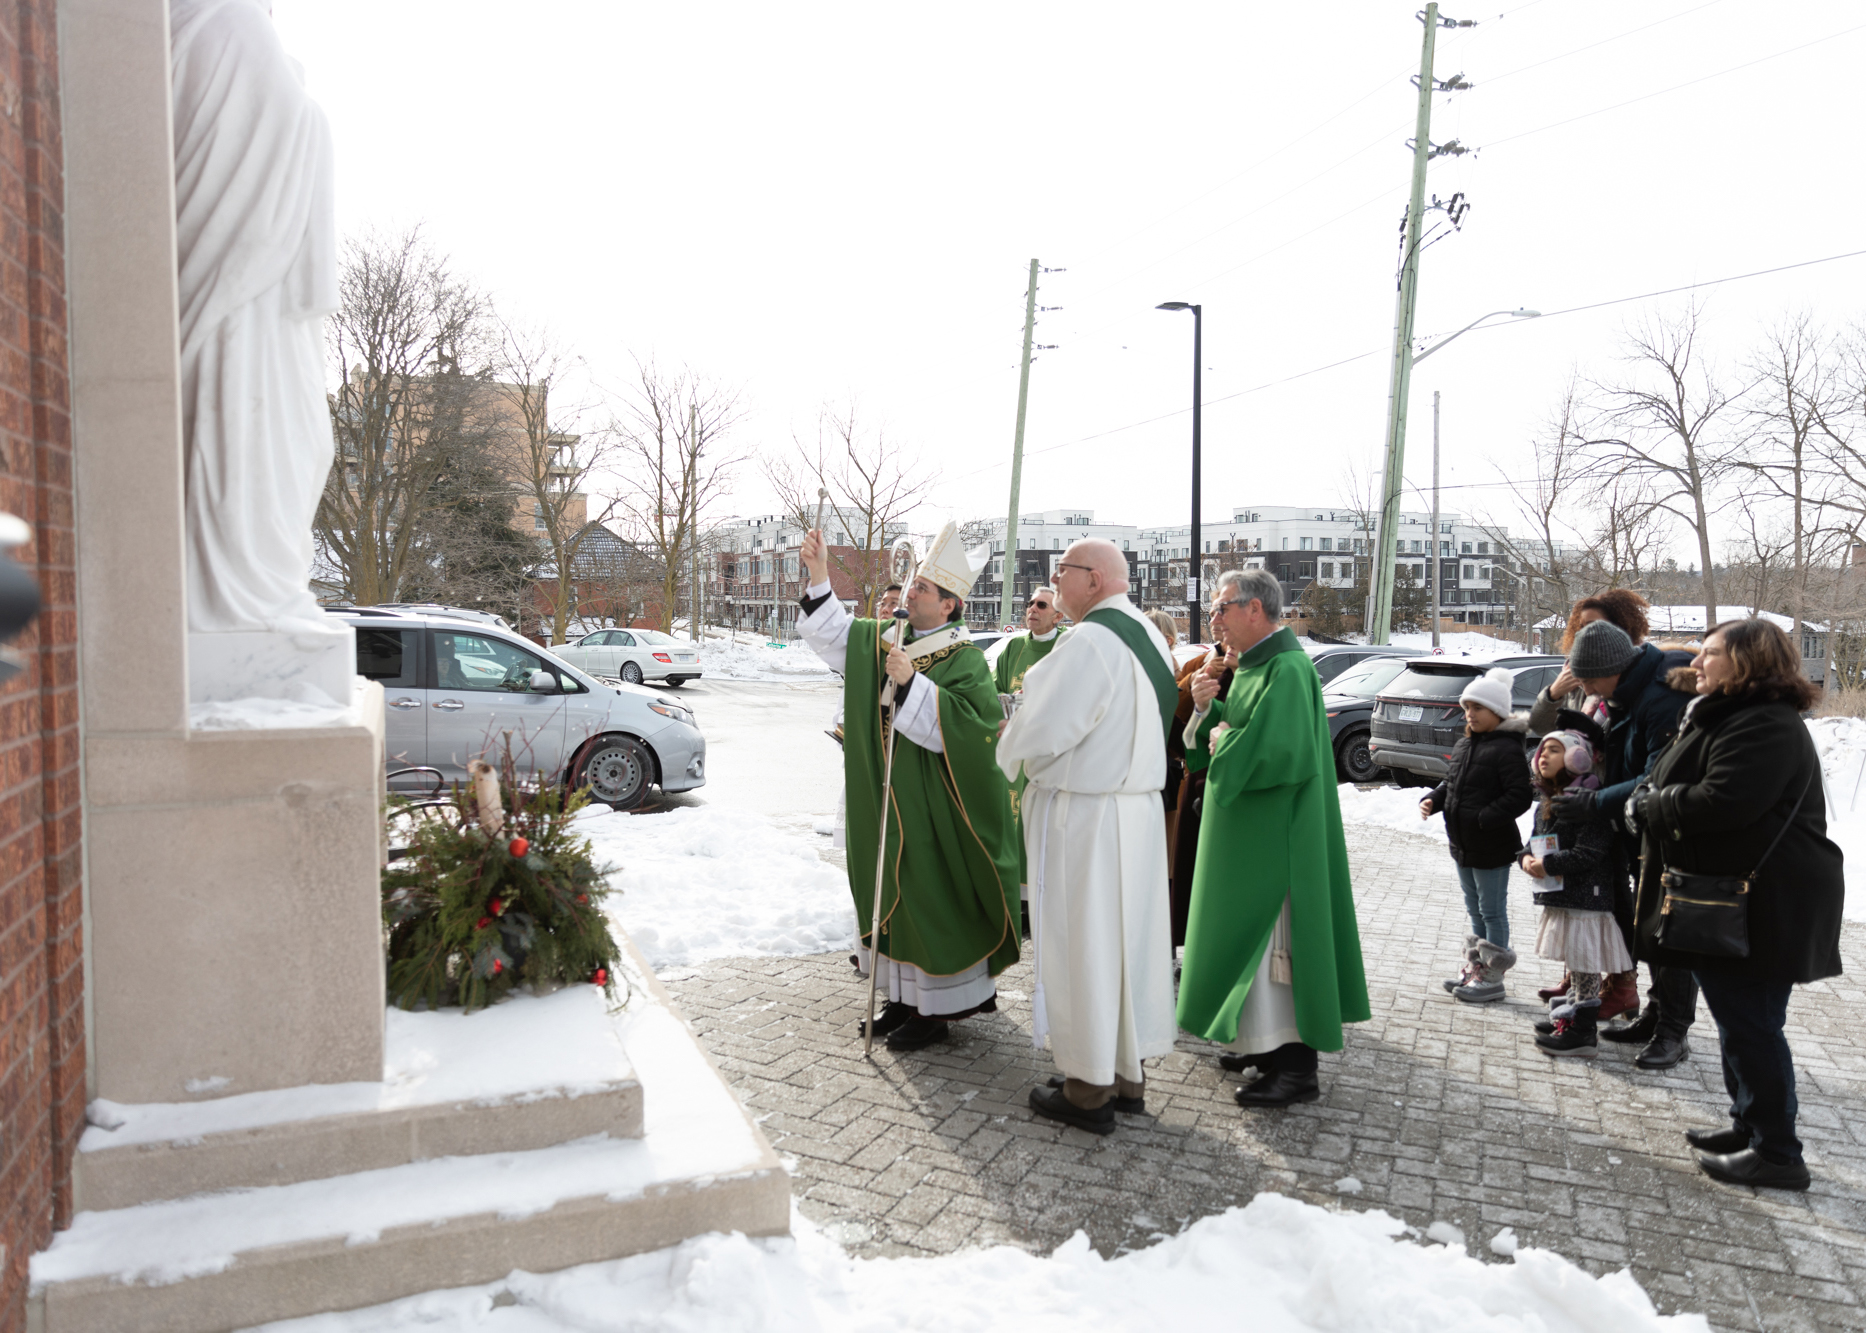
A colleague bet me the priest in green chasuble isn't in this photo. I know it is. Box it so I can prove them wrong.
[992,586,1065,892]
[797,522,1020,1053]
[1177,567,1371,1108]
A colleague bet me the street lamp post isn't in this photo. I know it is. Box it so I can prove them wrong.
[1368,307,1540,645]
[1157,302,1203,643]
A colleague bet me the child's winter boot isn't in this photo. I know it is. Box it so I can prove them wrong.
[1598,970,1639,1022]
[1535,1000,1599,1058]
[1441,935,1482,994]
[1454,940,1517,1004]
[1536,972,1571,1002]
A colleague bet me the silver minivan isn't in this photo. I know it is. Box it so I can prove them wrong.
[344,610,706,810]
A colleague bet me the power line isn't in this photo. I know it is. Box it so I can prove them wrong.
[1480,18,1866,151]
[1480,0,1725,88]
[948,245,1866,485]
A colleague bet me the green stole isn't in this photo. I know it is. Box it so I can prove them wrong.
[1082,607,1177,756]
[840,617,1021,978]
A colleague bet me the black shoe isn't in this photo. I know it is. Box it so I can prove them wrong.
[1029,1084,1116,1135]
[1695,1148,1810,1192]
[1046,1075,1144,1115]
[883,1015,950,1052]
[1685,1126,1750,1154]
[1233,1069,1320,1108]
[1601,1001,1658,1044]
[857,1000,915,1040]
[1635,1033,1691,1070]
[1217,1051,1271,1075]
[1533,1018,1555,1036]
[850,953,862,973]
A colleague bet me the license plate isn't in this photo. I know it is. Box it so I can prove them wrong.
[677,654,695,663]
[1398,704,1424,722]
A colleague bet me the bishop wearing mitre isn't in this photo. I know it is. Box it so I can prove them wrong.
[797,523,1021,1053]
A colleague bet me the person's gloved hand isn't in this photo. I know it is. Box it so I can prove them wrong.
[1549,789,1597,821]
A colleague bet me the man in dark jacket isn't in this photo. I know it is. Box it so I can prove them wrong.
[1549,621,1698,1069]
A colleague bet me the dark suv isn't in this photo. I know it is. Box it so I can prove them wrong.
[1305,642,1427,687]
[1367,655,1566,784]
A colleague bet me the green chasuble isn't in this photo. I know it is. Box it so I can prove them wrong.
[992,630,1063,885]
[1175,626,1370,1052]
[843,618,1021,978]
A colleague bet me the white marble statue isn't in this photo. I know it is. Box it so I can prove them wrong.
[172,0,338,636]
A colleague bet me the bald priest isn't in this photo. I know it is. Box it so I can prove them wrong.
[796,522,1021,1052]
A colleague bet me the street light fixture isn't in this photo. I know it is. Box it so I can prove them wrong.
[1414,308,1540,365]
[1156,301,1204,643]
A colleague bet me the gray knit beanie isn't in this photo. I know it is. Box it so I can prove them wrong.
[1567,619,1641,679]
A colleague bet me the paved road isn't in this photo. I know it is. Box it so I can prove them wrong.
[664,821,1866,1333]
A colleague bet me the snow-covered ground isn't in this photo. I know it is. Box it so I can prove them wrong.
[581,804,854,970]
[253,1191,1704,1332]
[694,631,836,682]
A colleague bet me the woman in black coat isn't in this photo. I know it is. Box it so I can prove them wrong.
[1632,618,1844,1191]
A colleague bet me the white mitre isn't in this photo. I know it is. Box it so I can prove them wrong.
[919,521,991,598]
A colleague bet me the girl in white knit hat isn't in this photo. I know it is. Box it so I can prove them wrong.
[1420,667,1534,1003]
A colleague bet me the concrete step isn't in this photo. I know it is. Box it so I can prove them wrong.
[76,985,643,1210]
[32,942,789,1333]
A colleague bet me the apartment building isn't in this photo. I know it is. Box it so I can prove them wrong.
[965,504,1521,628]
[711,509,908,633]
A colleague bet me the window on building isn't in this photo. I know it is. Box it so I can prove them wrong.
[1278,564,1292,581]
[532,501,546,531]
[1463,564,1475,580]
[1440,540,1450,557]
[1298,562,1314,579]
[1052,538,1060,549]
[1352,539,1365,555]
[1319,538,1332,552]
[1122,540,1129,550]
[1440,522,1451,534]
[1476,542,1489,555]
[1478,565,1491,581]
[1461,542,1473,554]
[1281,538,1289,550]
[1299,537,1313,551]
[1320,561,1334,579]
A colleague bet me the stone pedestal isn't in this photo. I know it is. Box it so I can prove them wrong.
[64,0,386,1104]
[188,622,357,706]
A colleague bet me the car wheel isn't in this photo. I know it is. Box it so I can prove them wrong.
[1336,728,1381,784]
[620,661,644,685]
[573,736,653,810]
[665,676,686,688]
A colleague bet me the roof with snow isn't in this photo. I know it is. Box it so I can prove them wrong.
[1534,605,1828,634]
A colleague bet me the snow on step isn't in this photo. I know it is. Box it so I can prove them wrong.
[86,984,633,1149]
[32,954,789,1333]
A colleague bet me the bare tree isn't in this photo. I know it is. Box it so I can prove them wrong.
[1478,376,1595,632]
[1734,312,1851,642]
[1582,305,1743,629]
[492,324,621,644]
[612,360,748,636]
[763,401,935,614]
[317,227,498,604]
[1585,473,1666,591]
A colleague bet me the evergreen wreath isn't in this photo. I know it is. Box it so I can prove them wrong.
[382,753,622,1013]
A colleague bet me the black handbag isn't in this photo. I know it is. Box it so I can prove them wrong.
[1655,771,1814,958]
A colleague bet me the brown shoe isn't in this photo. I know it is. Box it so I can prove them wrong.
[1537,972,1572,1002]
[1598,971,1639,1022]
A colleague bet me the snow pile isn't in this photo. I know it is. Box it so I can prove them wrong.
[251,1192,1706,1333]
[1806,716,1866,921]
[1338,783,1447,845]
[695,631,836,682]
[580,805,854,968]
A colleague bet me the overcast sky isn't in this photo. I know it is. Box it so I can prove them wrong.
[273,1,1866,552]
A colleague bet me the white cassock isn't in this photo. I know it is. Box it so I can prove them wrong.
[997,594,1177,1086]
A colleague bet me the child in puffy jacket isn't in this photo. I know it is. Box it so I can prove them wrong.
[1521,711,1634,1058]
[1420,668,1534,1003]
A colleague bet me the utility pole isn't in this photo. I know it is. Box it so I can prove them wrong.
[688,404,701,642]
[1430,390,1441,649]
[1367,3,1471,645]
[1003,258,1039,629]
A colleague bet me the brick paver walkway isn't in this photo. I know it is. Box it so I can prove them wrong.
[661,823,1866,1333]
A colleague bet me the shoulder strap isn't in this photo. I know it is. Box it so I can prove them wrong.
[1748,768,1816,881]
[1082,608,1177,745]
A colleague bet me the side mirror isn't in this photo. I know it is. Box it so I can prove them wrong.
[528,669,557,693]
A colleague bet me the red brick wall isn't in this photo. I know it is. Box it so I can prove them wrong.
[0,2,79,1329]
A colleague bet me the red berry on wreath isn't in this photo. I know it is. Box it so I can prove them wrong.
[509,837,529,858]
[592,968,607,986]
[477,916,491,930]
[492,959,504,975]
[489,898,503,915]
[576,894,589,904]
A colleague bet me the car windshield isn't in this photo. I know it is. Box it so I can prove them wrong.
[1325,658,1410,699]
[635,630,678,645]
[1381,665,1483,701]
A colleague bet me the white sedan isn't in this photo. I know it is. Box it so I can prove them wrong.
[554,627,704,686]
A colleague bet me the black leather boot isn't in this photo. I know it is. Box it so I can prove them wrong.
[1635,1031,1691,1070]
[1685,1126,1749,1154]
[1600,1000,1658,1044]
[1695,1148,1810,1191]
